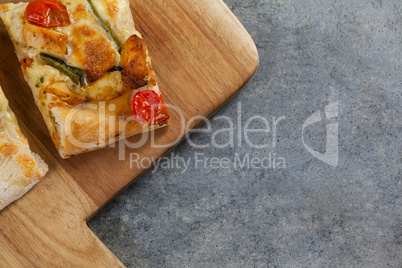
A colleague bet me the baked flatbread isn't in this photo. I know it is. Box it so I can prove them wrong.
[0,86,48,211]
[0,0,170,158]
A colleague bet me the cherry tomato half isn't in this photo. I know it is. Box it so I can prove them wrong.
[26,0,71,28]
[130,90,170,126]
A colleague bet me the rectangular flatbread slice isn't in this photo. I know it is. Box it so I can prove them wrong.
[0,86,48,211]
[0,0,170,158]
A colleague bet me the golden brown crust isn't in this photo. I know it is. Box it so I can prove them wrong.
[70,25,117,82]
[51,87,166,158]
[0,142,18,158]
[0,4,9,13]
[105,0,119,17]
[71,3,88,21]
[15,154,40,179]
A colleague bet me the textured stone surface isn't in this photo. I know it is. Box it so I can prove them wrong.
[88,0,401,267]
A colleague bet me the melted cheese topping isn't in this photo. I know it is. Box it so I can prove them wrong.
[90,0,141,44]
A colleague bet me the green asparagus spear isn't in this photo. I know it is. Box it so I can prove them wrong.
[87,0,121,51]
[40,53,88,87]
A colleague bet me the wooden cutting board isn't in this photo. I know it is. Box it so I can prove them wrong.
[0,0,258,266]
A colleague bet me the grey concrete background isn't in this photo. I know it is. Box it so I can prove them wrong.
[88,0,401,267]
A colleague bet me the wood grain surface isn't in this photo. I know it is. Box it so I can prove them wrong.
[0,0,258,266]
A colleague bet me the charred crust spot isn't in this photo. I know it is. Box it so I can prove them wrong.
[20,57,33,69]
[107,65,124,73]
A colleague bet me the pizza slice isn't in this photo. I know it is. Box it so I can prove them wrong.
[0,0,170,158]
[0,86,48,211]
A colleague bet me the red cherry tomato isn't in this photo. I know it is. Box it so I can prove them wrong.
[26,0,71,28]
[130,90,170,125]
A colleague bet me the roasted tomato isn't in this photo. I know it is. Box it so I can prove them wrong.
[120,35,149,90]
[26,0,71,28]
[130,90,170,126]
